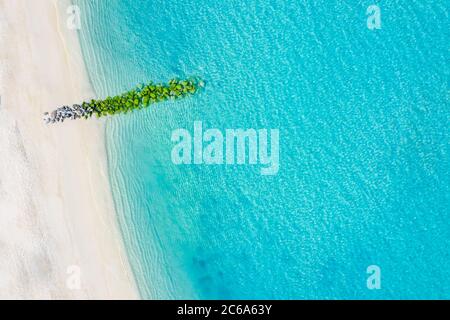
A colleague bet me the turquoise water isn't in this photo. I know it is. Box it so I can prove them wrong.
[74,0,449,299]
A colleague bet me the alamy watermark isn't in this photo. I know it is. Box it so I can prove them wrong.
[66,265,81,290]
[366,265,381,289]
[171,121,280,175]
[367,5,381,30]
[67,5,81,30]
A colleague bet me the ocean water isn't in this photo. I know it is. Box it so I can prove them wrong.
[74,0,449,299]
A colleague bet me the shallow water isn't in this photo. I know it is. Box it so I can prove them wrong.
[74,0,449,299]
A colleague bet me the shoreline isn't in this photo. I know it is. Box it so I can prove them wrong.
[0,0,138,299]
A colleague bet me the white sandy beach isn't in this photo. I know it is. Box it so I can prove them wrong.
[0,0,138,299]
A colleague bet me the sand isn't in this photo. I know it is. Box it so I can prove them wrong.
[0,0,138,299]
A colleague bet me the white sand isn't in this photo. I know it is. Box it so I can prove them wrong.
[0,0,139,299]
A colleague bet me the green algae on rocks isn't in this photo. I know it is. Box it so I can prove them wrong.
[44,78,203,124]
